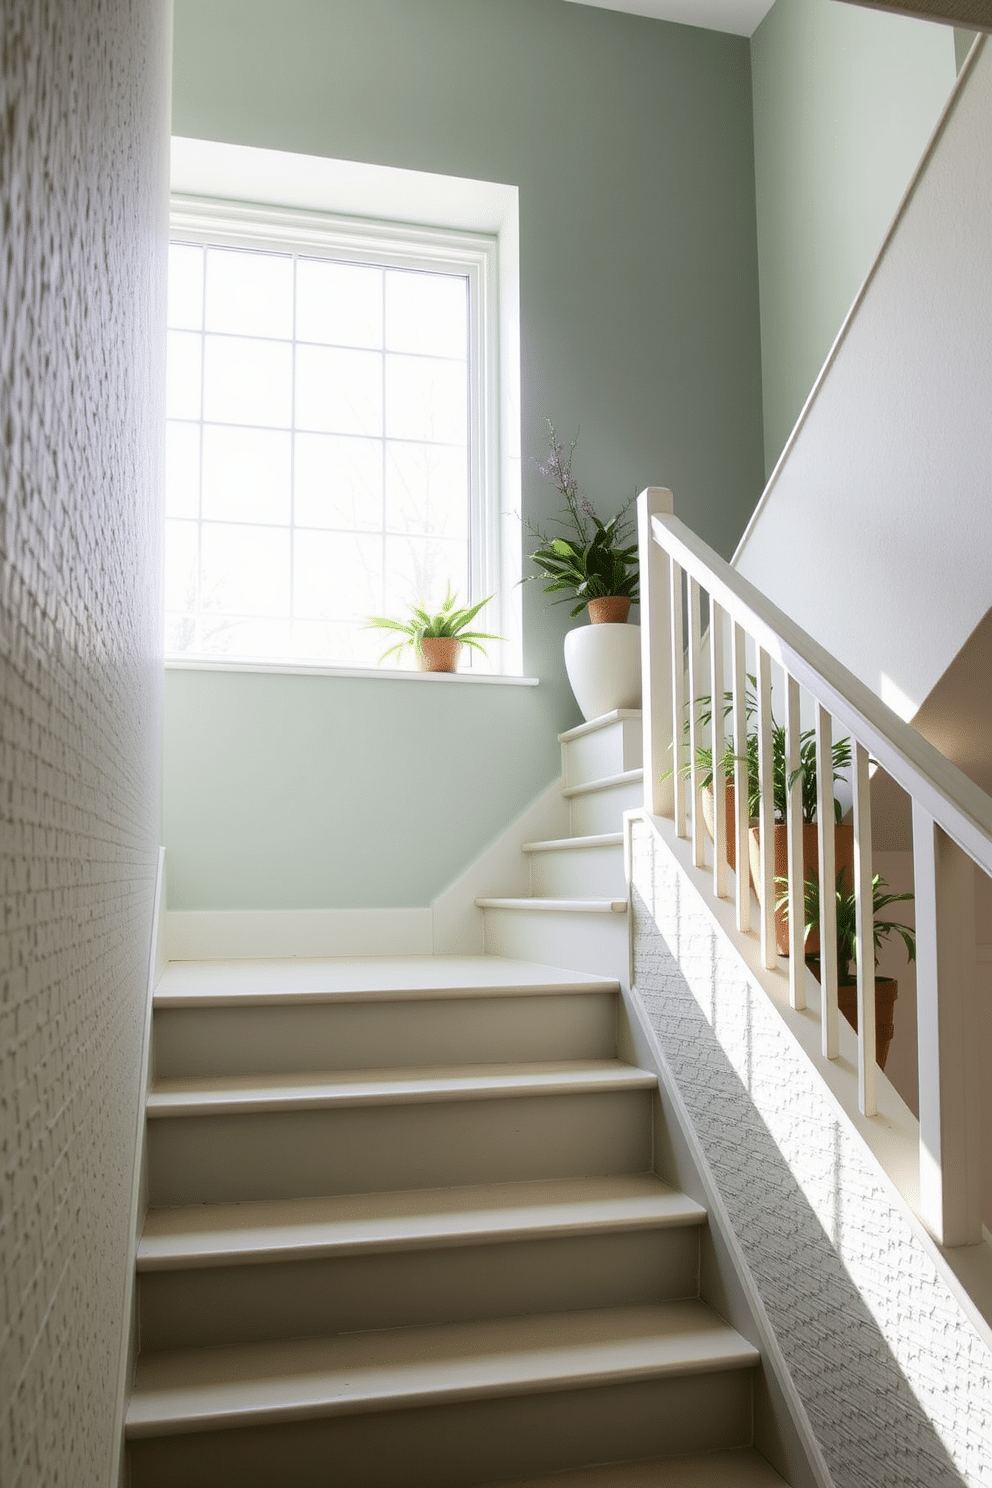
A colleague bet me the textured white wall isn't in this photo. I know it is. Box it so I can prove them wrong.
[631,818,992,1488]
[0,2,169,1485]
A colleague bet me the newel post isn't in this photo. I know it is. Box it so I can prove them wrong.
[638,487,675,817]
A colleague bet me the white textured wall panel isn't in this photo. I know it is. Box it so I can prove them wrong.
[0,2,169,1485]
[631,818,992,1488]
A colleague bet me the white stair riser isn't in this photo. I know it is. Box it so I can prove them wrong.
[146,1089,652,1206]
[127,1368,754,1488]
[138,1225,700,1351]
[483,908,628,980]
[528,843,626,899]
[562,717,643,787]
[153,993,618,1079]
[569,780,642,835]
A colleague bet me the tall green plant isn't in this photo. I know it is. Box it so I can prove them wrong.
[780,870,916,980]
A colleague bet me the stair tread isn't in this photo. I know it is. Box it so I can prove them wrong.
[558,709,642,743]
[522,834,624,853]
[477,1447,788,1486]
[147,1059,655,1116]
[138,1174,706,1269]
[562,769,643,799]
[155,954,620,1008]
[476,898,628,914]
[125,1301,759,1437]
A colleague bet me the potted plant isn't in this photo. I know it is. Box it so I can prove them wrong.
[783,871,916,1070]
[366,588,503,673]
[526,418,640,719]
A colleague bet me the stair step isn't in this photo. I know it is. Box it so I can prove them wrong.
[559,710,644,791]
[562,769,643,799]
[138,1174,705,1269]
[480,1447,788,1486]
[126,1301,759,1438]
[565,771,643,835]
[475,898,627,915]
[522,834,624,853]
[481,901,629,978]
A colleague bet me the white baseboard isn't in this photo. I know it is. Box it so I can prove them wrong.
[431,778,569,955]
[166,906,433,960]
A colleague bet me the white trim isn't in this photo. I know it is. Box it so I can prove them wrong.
[164,658,538,685]
[166,907,433,960]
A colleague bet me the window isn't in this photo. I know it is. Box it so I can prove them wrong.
[164,197,500,670]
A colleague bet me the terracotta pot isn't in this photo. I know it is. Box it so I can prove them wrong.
[807,966,898,1071]
[587,596,631,625]
[417,637,462,673]
[701,782,738,873]
[747,822,855,957]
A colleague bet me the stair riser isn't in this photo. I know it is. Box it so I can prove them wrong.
[483,908,628,980]
[569,781,642,835]
[126,1368,754,1488]
[562,717,642,787]
[528,844,625,899]
[153,993,618,1080]
[147,1089,652,1206]
[138,1225,700,1350]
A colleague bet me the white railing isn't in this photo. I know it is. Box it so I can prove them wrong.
[638,487,992,1248]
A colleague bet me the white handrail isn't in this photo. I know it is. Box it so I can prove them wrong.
[640,493,991,1248]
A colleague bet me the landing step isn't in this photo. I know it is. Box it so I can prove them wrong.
[147,1060,655,1117]
[476,899,627,915]
[125,1301,759,1438]
[522,834,624,853]
[480,1447,788,1486]
[138,1174,705,1270]
[563,769,642,799]
[558,709,641,743]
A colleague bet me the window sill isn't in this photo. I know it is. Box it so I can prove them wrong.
[165,658,539,686]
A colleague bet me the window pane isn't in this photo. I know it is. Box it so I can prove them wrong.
[166,422,201,518]
[202,426,291,525]
[293,620,384,667]
[166,331,202,420]
[201,523,291,616]
[165,612,199,655]
[294,530,383,621]
[168,244,204,330]
[385,354,467,445]
[203,336,293,427]
[295,433,382,530]
[385,441,468,538]
[296,258,382,349]
[384,534,469,614]
[164,519,199,611]
[295,344,382,437]
[201,616,294,660]
[385,269,467,359]
[205,247,294,339]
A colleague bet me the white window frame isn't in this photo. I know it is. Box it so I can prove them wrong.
[167,193,503,672]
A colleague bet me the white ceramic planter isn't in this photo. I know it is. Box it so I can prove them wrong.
[563,622,641,722]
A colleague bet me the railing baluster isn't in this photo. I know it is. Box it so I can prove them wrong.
[688,579,706,869]
[785,676,805,1011]
[637,488,675,817]
[756,649,776,969]
[671,560,687,839]
[710,600,727,900]
[731,623,750,935]
[816,703,839,1059]
[912,806,981,1246]
[852,741,876,1116]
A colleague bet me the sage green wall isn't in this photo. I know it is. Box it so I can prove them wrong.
[751,0,957,478]
[166,0,764,910]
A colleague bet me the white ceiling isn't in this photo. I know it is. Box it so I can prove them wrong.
[562,0,777,36]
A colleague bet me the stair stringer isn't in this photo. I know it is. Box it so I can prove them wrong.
[628,807,992,1488]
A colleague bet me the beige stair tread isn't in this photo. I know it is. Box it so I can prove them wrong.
[138,1174,706,1269]
[147,1059,656,1117]
[558,710,642,743]
[522,833,624,853]
[475,898,628,914]
[562,769,643,799]
[125,1301,759,1437]
[479,1447,788,1486]
[155,954,620,1008]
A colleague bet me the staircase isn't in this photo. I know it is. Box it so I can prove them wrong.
[124,943,789,1486]
[477,709,642,976]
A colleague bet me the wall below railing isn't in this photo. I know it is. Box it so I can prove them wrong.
[630,812,992,1488]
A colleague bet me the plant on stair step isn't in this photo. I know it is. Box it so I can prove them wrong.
[366,587,503,673]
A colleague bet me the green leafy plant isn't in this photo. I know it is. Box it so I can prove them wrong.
[779,870,916,981]
[675,679,852,824]
[366,588,503,665]
[525,419,639,617]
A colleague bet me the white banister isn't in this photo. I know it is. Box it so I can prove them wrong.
[853,741,876,1117]
[756,649,776,970]
[688,579,706,869]
[815,703,839,1061]
[710,600,728,902]
[731,622,751,935]
[638,488,674,817]
[784,675,805,1011]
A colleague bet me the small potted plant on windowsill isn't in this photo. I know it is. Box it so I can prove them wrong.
[526,418,640,719]
[782,871,916,1071]
[366,588,503,673]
